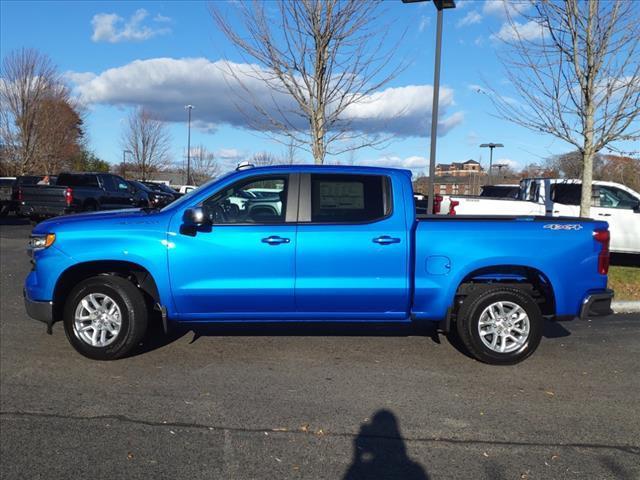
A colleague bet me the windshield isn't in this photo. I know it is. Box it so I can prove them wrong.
[160,172,235,212]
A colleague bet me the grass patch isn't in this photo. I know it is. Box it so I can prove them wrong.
[609,266,640,301]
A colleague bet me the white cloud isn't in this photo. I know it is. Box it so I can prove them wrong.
[64,71,96,84]
[91,9,171,43]
[419,15,430,32]
[494,158,521,171]
[361,155,428,176]
[457,11,482,28]
[215,148,244,160]
[482,0,531,18]
[70,57,464,138]
[491,20,549,42]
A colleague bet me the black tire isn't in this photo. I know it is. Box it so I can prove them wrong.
[455,287,543,365]
[63,275,148,360]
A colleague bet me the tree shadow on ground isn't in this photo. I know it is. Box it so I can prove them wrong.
[343,409,429,480]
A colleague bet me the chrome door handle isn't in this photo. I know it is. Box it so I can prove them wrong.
[262,236,290,245]
[373,235,400,245]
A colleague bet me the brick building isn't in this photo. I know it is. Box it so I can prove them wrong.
[435,159,483,176]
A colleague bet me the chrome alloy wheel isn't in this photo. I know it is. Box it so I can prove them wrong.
[73,293,122,347]
[478,301,530,354]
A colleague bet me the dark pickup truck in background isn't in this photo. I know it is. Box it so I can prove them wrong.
[1,176,49,217]
[19,173,142,220]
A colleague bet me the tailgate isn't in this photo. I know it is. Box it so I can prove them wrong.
[21,185,68,207]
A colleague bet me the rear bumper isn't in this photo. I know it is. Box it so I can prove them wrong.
[579,289,614,319]
[18,204,73,218]
[23,288,53,324]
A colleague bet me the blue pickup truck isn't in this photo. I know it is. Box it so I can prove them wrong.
[24,165,613,364]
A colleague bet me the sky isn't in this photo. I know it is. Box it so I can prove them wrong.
[1,0,635,176]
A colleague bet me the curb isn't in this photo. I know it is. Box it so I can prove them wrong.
[612,301,640,313]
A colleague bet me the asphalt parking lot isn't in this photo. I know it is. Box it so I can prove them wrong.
[1,218,639,479]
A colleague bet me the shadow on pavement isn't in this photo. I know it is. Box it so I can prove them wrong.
[132,318,571,360]
[343,409,429,480]
[0,216,30,227]
[132,321,438,357]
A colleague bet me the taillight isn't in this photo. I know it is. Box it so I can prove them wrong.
[65,187,73,207]
[433,194,443,214]
[593,229,610,275]
[17,188,23,202]
[449,200,459,215]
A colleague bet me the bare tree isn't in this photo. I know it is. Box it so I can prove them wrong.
[489,0,640,216]
[212,0,403,165]
[250,151,280,166]
[190,145,220,184]
[121,108,171,180]
[0,48,69,174]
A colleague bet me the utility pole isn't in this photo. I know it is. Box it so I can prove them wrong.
[480,143,503,185]
[185,105,194,185]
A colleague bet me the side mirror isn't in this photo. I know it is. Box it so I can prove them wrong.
[633,201,640,213]
[183,207,211,227]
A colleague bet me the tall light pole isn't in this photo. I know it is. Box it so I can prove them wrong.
[403,0,456,214]
[480,143,504,184]
[185,105,194,185]
[122,149,133,178]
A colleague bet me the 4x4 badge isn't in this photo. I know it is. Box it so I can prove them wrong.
[543,224,583,231]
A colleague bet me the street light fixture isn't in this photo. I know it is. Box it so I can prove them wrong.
[122,149,133,179]
[402,0,456,215]
[185,105,194,185]
[479,143,504,184]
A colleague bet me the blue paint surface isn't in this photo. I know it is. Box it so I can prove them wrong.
[27,165,609,324]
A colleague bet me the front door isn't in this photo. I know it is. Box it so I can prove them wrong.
[294,173,409,319]
[100,175,133,209]
[168,174,298,318]
[592,185,640,254]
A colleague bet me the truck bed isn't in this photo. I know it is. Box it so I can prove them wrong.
[412,215,607,320]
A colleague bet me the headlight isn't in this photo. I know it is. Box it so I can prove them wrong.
[28,233,56,252]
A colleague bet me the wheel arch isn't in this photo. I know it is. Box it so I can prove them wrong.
[52,260,161,322]
[452,264,556,317]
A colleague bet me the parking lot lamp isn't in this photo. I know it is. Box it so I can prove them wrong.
[480,143,504,184]
[402,0,456,214]
[185,105,194,185]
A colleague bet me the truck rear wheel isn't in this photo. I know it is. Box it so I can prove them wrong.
[63,275,148,360]
[455,287,542,365]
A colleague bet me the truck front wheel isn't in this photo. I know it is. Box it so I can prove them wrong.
[63,275,148,360]
[455,287,542,365]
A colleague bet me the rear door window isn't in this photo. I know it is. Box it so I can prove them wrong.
[551,184,581,205]
[309,174,390,223]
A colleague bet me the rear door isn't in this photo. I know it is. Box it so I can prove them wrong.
[294,173,409,318]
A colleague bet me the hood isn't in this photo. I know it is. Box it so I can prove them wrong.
[32,208,165,234]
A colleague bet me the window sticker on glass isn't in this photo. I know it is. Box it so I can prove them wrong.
[318,181,364,210]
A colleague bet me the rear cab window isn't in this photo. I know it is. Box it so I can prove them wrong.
[308,174,391,223]
[57,174,99,188]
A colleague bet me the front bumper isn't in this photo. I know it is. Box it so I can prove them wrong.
[579,289,614,319]
[23,288,53,324]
